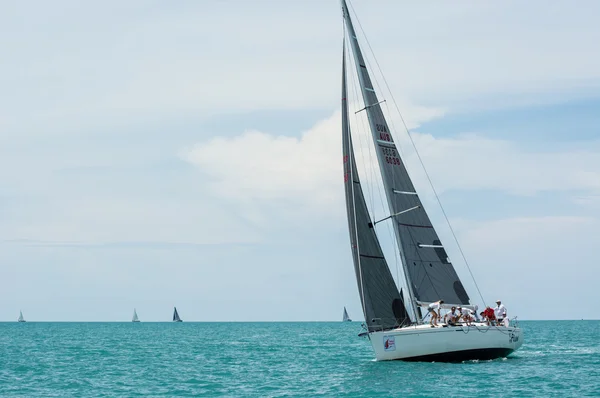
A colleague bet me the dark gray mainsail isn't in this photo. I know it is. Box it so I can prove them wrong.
[342,41,410,332]
[341,0,470,308]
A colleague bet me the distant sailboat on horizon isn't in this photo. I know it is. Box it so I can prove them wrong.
[17,310,26,323]
[343,307,352,322]
[132,309,140,323]
[172,307,182,322]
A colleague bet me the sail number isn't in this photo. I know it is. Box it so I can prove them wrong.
[382,147,401,167]
[376,124,392,142]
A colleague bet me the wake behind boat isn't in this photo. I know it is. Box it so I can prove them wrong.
[340,0,522,362]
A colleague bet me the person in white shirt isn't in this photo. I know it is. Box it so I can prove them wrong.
[494,300,507,325]
[428,300,444,327]
[459,307,474,325]
[444,306,458,326]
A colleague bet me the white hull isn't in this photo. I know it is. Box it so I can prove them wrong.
[369,323,523,362]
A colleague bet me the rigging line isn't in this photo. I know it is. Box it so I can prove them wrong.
[343,28,367,323]
[356,68,405,297]
[348,0,486,307]
[347,37,378,223]
[346,34,374,220]
[357,65,406,299]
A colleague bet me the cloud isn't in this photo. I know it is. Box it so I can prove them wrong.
[182,116,341,208]
[184,108,600,213]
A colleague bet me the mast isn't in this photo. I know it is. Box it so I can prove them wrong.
[341,0,471,320]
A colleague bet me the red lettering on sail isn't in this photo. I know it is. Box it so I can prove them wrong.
[379,132,392,142]
[385,156,401,166]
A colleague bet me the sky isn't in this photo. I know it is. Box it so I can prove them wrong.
[1,0,599,321]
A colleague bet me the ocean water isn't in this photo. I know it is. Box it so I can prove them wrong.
[0,321,598,397]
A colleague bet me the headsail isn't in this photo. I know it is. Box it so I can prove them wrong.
[341,0,470,309]
[173,307,182,322]
[342,40,411,332]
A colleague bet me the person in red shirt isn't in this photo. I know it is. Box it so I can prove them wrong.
[483,307,496,326]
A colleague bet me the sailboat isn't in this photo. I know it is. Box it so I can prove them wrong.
[132,309,140,323]
[340,0,523,362]
[343,307,352,322]
[173,307,182,322]
[17,310,26,323]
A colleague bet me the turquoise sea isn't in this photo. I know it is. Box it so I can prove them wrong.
[0,321,598,397]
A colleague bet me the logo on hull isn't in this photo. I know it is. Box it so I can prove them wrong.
[509,331,519,343]
[383,335,396,351]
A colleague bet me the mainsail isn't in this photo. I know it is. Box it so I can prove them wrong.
[341,0,470,310]
[18,311,25,322]
[342,41,410,332]
[173,307,182,322]
[132,309,140,322]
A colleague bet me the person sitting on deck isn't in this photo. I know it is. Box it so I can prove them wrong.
[479,311,487,323]
[483,306,496,326]
[444,306,458,326]
[494,300,507,325]
[428,300,444,327]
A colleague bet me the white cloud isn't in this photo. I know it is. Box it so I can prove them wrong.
[182,116,341,207]
[184,108,600,211]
